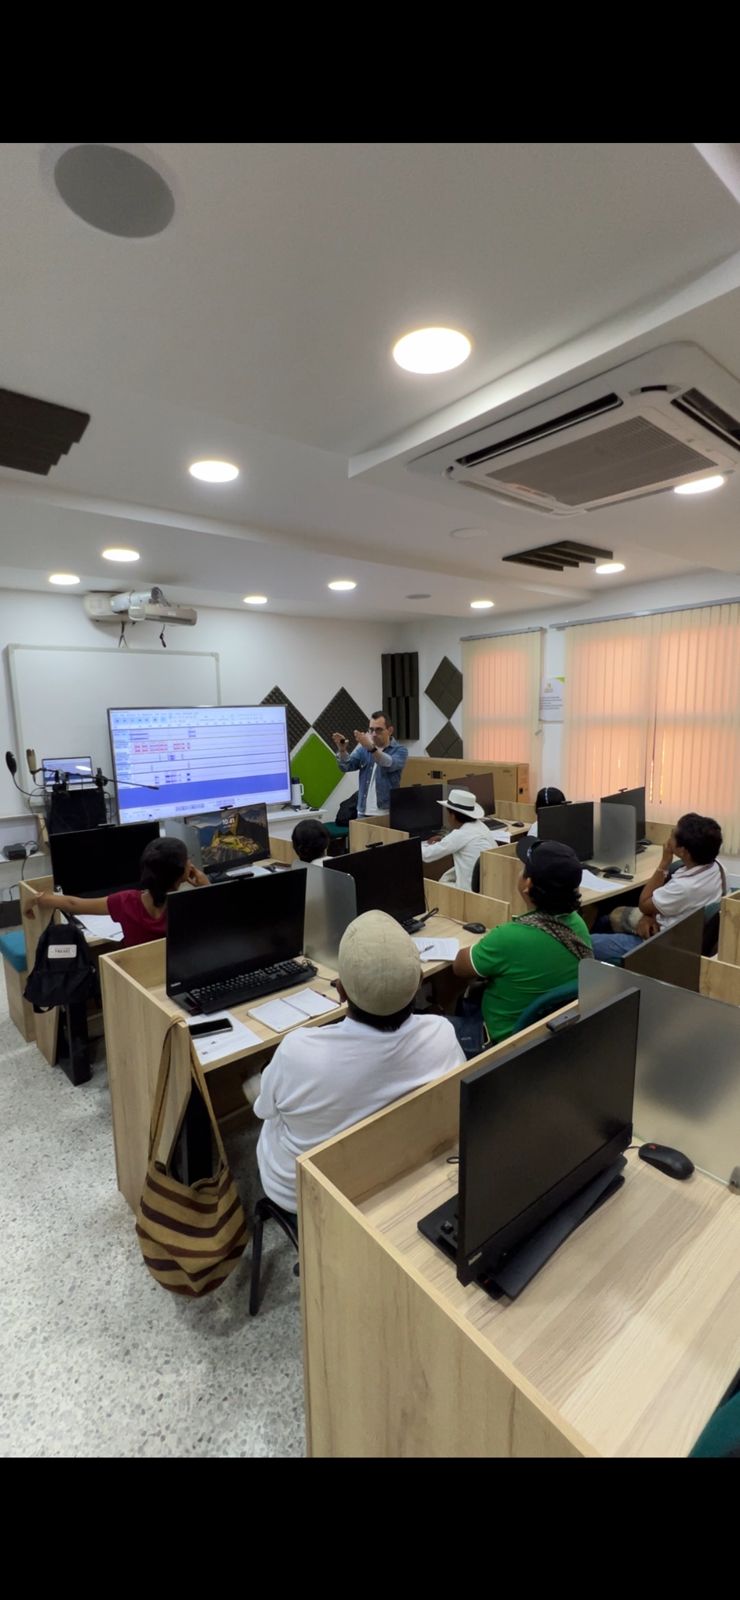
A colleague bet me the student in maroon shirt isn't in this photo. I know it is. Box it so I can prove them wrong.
[26,837,209,948]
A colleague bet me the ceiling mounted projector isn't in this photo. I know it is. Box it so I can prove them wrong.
[84,587,197,626]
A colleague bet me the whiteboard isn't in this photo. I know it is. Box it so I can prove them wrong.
[7,645,221,784]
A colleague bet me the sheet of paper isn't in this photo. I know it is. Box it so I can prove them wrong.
[189,1010,262,1065]
[77,914,124,942]
[248,996,308,1032]
[414,936,460,962]
[284,987,338,1018]
[580,869,627,893]
[488,828,513,844]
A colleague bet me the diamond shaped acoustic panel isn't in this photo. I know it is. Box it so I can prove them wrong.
[426,720,463,760]
[313,687,369,752]
[425,656,463,720]
[289,731,342,811]
[260,685,310,753]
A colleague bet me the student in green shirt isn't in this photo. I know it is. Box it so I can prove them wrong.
[452,837,592,1053]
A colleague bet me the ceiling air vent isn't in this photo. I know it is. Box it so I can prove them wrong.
[502,541,613,573]
[0,387,90,475]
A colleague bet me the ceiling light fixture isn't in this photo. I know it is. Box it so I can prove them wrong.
[49,572,80,586]
[243,594,268,605]
[595,562,626,575]
[189,459,239,483]
[470,598,494,610]
[406,593,431,599]
[102,547,140,563]
[392,327,471,374]
[328,579,357,592]
[674,474,725,496]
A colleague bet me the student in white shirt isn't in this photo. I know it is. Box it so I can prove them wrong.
[421,787,495,891]
[527,786,567,839]
[253,910,463,1218]
[291,819,330,866]
[591,812,725,960]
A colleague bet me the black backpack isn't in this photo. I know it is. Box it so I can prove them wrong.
[335,795,358,827]
[24,919,98,1013]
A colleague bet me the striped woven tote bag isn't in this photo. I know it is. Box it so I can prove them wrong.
[136,1021,249,1296]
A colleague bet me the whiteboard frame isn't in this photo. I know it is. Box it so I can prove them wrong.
[6,644,222,783]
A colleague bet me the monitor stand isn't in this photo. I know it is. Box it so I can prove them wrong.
[480,1157,626,1300]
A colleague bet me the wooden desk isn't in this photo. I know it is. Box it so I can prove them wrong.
[298,1030,740,1457]
[480,843,665,923]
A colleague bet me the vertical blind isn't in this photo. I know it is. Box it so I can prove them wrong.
[563,602,740,852]
[462,631,542,769]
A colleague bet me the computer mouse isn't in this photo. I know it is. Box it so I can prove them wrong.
[463,921,486,934]
[638,1143,694,1180]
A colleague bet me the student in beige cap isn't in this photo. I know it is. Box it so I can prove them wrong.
[253,910,463,1221]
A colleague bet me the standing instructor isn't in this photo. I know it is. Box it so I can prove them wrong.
[332,711,408,817]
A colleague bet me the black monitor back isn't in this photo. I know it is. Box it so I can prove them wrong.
[461,772,495,815]
[457,990,640,1285]
[622,906,704,992]
[48,786,107,836]
[538,800,594,861]
[166,869,307,997]
[323,836,426,922]
[389,784,443,838]
[49,820,160,897]
[601,786,646,842]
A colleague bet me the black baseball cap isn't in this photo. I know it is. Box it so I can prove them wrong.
[516,835,582,890]
[535,785,566,809]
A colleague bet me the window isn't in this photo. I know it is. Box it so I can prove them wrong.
[462,631,542,766]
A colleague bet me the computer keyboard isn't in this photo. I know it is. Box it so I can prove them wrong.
[185,958,318,1015]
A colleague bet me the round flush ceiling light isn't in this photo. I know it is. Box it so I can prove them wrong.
[49,144,175,237]
[392,327,471,374]
[102,547,140,563]
[595,562,626,575]
[49,572,80,586]
[243,594,268,605]
[328,579,357,592]
[674,474,725,496]
[189,459,239,483]
[470,598,495,610]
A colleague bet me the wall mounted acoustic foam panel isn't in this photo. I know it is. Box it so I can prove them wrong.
[0,387,90,475]
[313,688,369,752]
[425,655,463,720]
[426,721,463,760]
[382,652,419,742]
[260,685,310,753]
[289,732,342,812]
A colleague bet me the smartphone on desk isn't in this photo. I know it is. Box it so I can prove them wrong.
[188,1017,233,1039]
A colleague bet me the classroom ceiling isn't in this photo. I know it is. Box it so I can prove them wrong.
[1,140,740,622]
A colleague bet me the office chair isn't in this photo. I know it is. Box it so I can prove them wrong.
[511,981,579,1035]
[471,858,481,895]
[248,1195,299,1315]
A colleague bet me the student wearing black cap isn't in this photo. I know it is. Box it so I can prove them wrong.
[528,785,567,838]
[451,837,592,1052]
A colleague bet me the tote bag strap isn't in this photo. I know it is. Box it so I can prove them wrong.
[187,1033,230,1170]
[148,1017,231,1173]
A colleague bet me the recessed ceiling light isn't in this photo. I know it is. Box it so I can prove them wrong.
[674,474,725,496]
[49,572,80,586]
[392,327,471,374]
[243,594,268,605]
[189,459,239,483]
[450,526,486,542]
[328,579,357,592]
[470,598,495,610]
[102,547,140,563]
[406,593,431,600]
[595,562,626,575]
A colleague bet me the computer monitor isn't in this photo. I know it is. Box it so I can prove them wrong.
[601,786,647,845]
[198,804,270,871]
[461,772,495,815]
[41,756,94,788]
[419,990,640,1292]
[622,906,705,992]
[323,837,426,925]
[107,705,291,824]
[166,869,307,999]
[389,785,443,839]
[49,820,160,897]
[537,800,594,861]
[47,785,108,836]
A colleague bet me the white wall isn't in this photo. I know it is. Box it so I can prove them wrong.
[0,590,399,818]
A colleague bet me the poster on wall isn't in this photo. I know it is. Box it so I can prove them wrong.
[539,676,565,723]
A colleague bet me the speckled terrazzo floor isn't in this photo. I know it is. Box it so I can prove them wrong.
[0,974,305,1457]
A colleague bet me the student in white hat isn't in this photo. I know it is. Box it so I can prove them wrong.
[421,787,496,891]
[253,910,463,1219]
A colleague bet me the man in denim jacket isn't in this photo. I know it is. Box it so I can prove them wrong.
[332,711,408,817]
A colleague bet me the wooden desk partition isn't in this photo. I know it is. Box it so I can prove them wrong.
[402,758,530,804]
[20,877,59,1065]
[479,845,528,915]
[423,877,510,930]
[718,890,740,966]
[348,818,405,851]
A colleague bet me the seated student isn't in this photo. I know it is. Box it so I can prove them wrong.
[591,813,724,961]
[421,787,495,891]
[291,818,330,866]
[528,785,567,838]
[451,838,592,1053]
[26,837,209,948]
[253,909,463,1219]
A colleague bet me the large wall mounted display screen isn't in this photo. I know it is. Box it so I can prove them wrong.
[108,704,291,823]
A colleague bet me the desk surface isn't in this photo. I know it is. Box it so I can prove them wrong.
[358,1147,740,1457]
[579,844,662,905]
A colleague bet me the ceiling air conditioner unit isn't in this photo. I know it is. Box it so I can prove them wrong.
[84,588,197,625]
[407,342,740,517]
